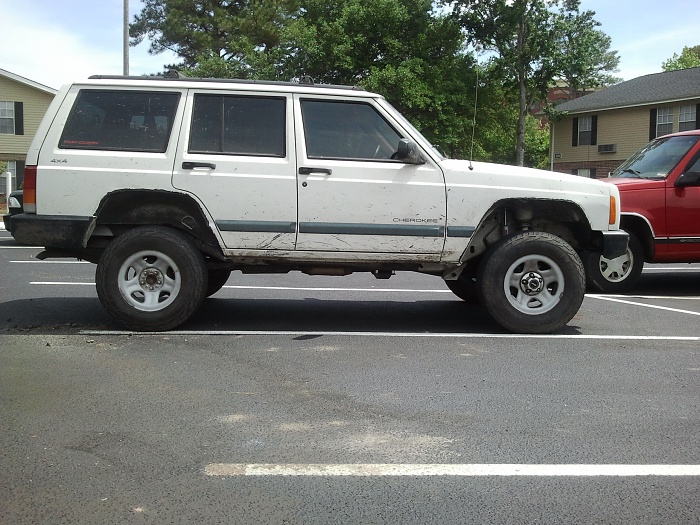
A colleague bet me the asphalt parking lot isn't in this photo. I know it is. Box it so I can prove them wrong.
[1,228,699,524]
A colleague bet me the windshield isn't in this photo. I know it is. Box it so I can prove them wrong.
[611,135,700,180]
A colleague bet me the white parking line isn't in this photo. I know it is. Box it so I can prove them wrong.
[588,295,700,316]
[13,260,89,264]
[79,329,700,340]
[204,463,700,477]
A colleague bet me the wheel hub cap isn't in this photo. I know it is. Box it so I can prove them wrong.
[520,272,545,295]
[139,268,164,291]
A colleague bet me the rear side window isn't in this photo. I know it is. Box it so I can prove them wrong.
[59,90,180,152]
[189,94,286,157]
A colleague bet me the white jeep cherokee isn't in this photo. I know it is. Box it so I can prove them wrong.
[7,74,627,333]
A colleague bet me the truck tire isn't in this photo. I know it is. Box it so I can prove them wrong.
[95,226,208,331]
[477,231,585,334]
[583,232,643,293]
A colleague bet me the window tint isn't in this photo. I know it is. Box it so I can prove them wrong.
[189,95,286,157]
[301,100,402,160]
[59,90,179,152]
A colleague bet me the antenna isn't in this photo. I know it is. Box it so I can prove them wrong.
[469,63,479,171]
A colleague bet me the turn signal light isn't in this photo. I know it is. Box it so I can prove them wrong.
[609,195,617,225]
[23,165,37,213]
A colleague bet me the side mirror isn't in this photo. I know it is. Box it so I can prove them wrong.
[396,139,424,165]
[675,170,700,188]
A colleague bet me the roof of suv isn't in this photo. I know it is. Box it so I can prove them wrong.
[86,74,367,93]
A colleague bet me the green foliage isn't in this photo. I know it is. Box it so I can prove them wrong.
[552,4,621,95]
[129,0,615,168]
[662,46,700,71]
[130,0,297,78]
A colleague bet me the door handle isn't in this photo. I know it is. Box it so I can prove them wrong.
[183,162,216,170]
[299,167,332,175]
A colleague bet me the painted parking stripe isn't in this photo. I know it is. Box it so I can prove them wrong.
[204,463,700,477]
[588,295,700,316]
[79,330,700,341]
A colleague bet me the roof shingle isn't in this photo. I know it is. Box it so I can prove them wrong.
[556,66,700,114]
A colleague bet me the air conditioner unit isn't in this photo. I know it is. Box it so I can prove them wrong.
[598,144,616,153]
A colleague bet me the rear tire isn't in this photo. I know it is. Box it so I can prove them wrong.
[477,231,585,334]
[95,226,208,331]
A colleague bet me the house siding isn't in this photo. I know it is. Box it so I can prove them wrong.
[0,75,55,160]
[552,98,700,177]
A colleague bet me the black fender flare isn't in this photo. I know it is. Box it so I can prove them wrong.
[94,189,220,249]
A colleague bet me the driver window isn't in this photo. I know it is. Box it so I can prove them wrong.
[301,99,402,160]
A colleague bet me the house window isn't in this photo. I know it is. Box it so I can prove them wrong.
[657,107,673,136]
[0,101,15,134]
[571,115,597,147]
[679,105,697,132]
[573,168,596,178]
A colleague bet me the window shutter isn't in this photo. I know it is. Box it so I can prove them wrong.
[591,115,598,146]
[16,160,26,188]
[572,118,578,147]
[649,109,657,140]
[696,104,700,130]
[14,102,24,135]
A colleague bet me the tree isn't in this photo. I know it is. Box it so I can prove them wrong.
[552,2,621,98]
[129,0,297,79]
[452,0,558,166]
[662,45,700,71]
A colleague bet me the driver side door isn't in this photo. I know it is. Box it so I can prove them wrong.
[294,95,446,257]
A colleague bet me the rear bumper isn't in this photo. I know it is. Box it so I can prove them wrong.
[601,230,629,259]
[8,213,95,249]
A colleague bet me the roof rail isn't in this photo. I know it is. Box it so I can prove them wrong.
[85,74,364,91]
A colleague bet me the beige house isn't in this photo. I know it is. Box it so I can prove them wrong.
[550,66,700,178]
[1,68,56,194]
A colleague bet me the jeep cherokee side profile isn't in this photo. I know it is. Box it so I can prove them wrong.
[6,75,627,333]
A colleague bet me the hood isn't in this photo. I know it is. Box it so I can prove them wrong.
[439,159,613,197]
[603,177,665,192]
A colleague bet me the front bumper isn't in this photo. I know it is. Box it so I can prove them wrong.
[601,230,629,259]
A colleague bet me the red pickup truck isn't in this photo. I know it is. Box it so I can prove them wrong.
[585,130,700,293]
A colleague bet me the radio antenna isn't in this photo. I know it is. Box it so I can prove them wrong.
[469,63,479,171]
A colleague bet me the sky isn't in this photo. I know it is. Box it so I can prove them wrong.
[0,0,698,91]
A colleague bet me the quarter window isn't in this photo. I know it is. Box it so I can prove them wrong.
[679,105,697,132]
[0,101,15,134]
[59,90,180,152]
[301,99,402,160]
[656,107,673,136]
[189,95,286,157]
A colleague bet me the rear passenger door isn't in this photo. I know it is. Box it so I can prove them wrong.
[172,90,297,251]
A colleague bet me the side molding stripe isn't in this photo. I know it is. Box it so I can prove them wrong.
[299,222,445,237]
[446,226,476,238]
[216,220,296,233]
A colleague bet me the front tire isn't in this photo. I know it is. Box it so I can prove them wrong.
[583,232,643,293]
[477,231,585,334]
[96,226,208,331]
